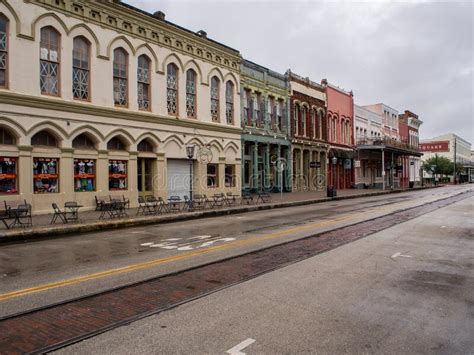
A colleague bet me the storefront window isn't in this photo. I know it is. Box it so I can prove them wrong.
[207,164,218,188]
[225,165,236,187]
[33,157,59,193]
[0,157,17,194]
[74,159,95,192]
[108,160,127,190]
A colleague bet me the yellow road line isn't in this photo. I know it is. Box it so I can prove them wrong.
[0,195,443,302]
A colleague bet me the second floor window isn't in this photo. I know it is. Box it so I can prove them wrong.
[137,55,150,111]
[244,89,252,126]
[113,48,128,107]
[186,69,196,118]
[210,76,220,122]
[72,36,90,101]
[40,27,60,96]
[225,81,234,124]
[301,106,307,137]
[167,63,178,115]
[0,16,7,88]
[294,104,300,136]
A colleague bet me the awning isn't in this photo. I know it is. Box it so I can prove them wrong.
[329,148,355,159]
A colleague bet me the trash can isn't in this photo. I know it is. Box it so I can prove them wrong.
[409,181,414,188]
[327,185,337,198]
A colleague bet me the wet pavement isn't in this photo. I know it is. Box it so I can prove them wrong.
[0,185,472,319]
[54,194,474,355]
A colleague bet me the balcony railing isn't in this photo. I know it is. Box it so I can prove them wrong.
[356,136,420,152]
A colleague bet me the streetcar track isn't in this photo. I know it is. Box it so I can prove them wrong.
[0,190,471,354]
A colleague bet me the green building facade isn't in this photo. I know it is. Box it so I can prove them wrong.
[240,60,291,192]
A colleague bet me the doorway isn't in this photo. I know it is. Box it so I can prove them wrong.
[137,158,153,196]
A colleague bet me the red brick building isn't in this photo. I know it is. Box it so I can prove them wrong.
[323,80,355,189]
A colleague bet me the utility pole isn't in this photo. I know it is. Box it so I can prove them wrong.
[453,137,457,184]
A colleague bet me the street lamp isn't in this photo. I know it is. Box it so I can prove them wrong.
[331,156,337,197]
[186,144,195,209]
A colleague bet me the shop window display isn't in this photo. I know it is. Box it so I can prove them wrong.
[33,157,59,193]
[0,157,18,194]
[109,160,127,190]
[74,159,95,192]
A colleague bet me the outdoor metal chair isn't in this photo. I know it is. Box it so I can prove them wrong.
[137,196,152,215]
[51,203,69,224]
[241,192,254,205]
[158,197,170,213]
[94,196,107,211]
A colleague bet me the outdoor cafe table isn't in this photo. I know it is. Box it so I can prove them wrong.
[99,201,128,219]
[3,205,31,229]
[64,202,83,222]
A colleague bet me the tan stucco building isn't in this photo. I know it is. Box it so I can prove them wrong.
[0,0,242,213]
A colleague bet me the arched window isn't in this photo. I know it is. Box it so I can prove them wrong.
[113,48,128,107]
[294,104,300,136]
[72,133,95,149]
[31,130,58,147]
[317,110,323,139]
[225,81,234,124]
[137,55,150,111]
[107,136,126,151]
[210,76,220,122]
[40,27,60,96]
[301,106,307,137]
[341,120,345,144]
[137,139,154,152]
[72,36,90,101]
[167,63,178,115]
[0,127,15,145]
[186,69,196,118]
[311,109,316,138]
[0,15,8,88]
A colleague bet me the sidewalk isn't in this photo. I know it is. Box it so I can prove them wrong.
[0,187,436,243]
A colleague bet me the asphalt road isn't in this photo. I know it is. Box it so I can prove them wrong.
[0,185,472,319]
[55,193,474,354]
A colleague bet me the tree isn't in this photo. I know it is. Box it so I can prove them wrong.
[422,155,454,176]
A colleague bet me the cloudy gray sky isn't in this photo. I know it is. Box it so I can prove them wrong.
[126,0,473,144]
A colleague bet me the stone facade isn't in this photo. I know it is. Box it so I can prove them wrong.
[0,0,242,213]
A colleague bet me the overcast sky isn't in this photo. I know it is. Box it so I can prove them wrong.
[126,0,473,144]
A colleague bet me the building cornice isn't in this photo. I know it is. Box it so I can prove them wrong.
[22,0,241,73]
[0,91,242,135]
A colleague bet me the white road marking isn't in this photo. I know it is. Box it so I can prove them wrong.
[177,246,194,251]
[391,252,412,259]
[190,235,213,240]
[441,226,446,228]
[140,242,153,246]
[165,238,181,241]
[226,338,256,355]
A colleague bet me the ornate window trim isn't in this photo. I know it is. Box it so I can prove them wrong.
[167,63,178,115]
[72,36,90,101]
[0,15,8,89]
[40,27,61,97]
[210,76,220,122]
[137,55,151,111]
[113,48,128,107]
[225,81,234,125]
[186,69,196,118]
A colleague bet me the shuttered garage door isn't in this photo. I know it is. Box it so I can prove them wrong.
[167,159,190,199]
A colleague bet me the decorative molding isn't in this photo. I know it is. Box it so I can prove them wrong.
[0,91,243,135]
[23,0,241,72]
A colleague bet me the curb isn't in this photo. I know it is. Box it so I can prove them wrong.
[0,186,441,244]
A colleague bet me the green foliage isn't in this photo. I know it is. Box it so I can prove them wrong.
[422,155,454,176]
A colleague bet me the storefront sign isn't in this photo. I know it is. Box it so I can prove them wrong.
[344,159,352,170]
[419,141,449,152]
[309,161,321,168]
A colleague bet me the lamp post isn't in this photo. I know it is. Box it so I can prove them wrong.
[186,144,195,210]
[331,156,337,197]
